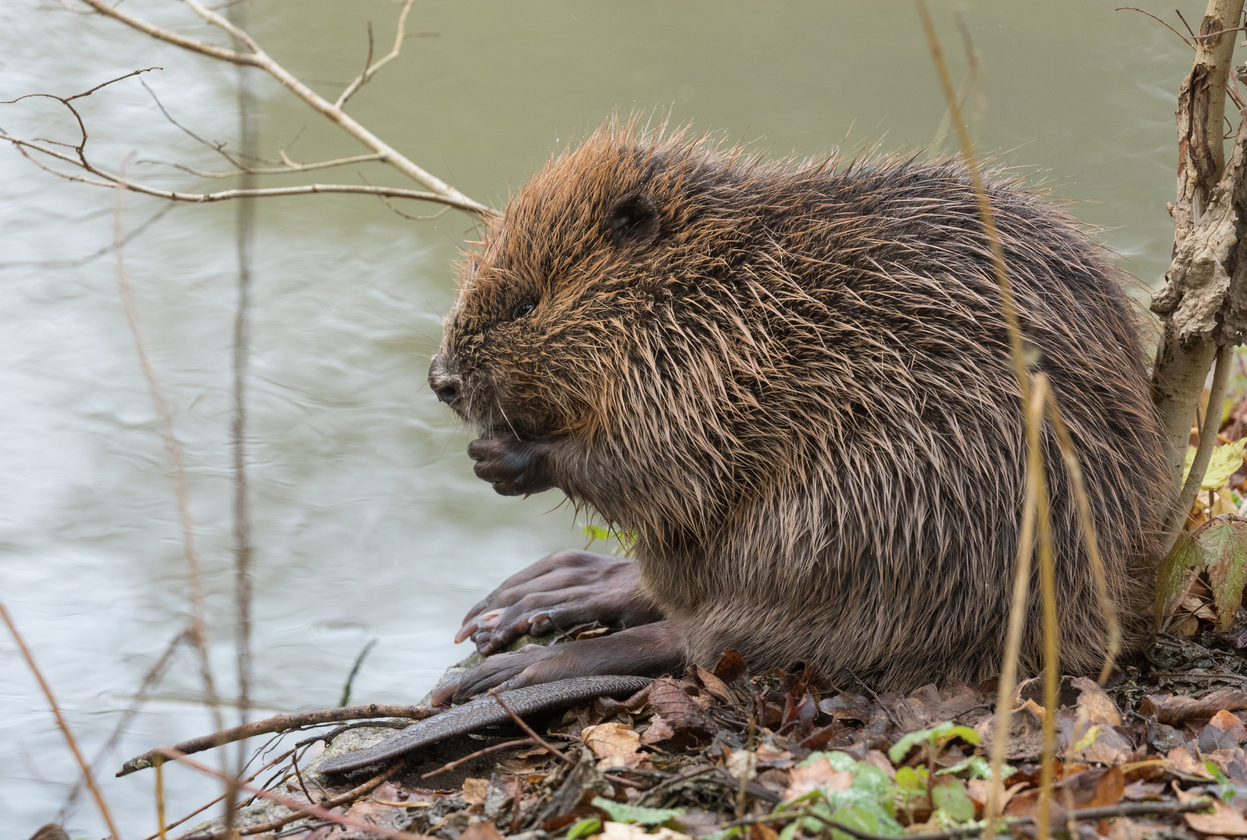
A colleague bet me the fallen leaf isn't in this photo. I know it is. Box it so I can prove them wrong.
[462,778,489,808]
[1005,767,1123,818]
[582,722,643,769]
[647,678,712,743]
[1200,709,1247,753]
[1181,795,1247,835]
[459,820,505,840]
[641,714,677,746]
[783,756,852,800]
[726,747,757,781]
[1166,745,1215,779]
[712,649,747,683]
[695,666,734,703]
[1141,689,1247,724]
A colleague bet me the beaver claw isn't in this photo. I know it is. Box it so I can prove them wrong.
[455,550,662,655]
[433,622,682,705]
[468,434,555,496]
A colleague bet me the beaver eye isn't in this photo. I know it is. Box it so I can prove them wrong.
[511,300,537,320]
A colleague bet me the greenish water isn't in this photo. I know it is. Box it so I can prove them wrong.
[0,0,1188,833]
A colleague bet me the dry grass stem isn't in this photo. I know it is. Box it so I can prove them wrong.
[113,163,223,731]
[0,598,123,839]
[1029,376,1060,840]
[1044,392,1121,682]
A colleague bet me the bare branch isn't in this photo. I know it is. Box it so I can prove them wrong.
[1,130,482,210]
[74,0,496,217]
[0,202,176,271]
[137,151,387,179]
[335,0,416,109]
[76,0,258,65]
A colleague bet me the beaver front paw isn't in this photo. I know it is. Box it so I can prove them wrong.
[455,550,662,654]
[468,433,555,496]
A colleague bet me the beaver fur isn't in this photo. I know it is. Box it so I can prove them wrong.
[427,122,1167,700]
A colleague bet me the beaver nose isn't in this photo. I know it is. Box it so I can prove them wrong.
[428,356,462,406]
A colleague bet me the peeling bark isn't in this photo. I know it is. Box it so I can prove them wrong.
[1150,0,1246,535]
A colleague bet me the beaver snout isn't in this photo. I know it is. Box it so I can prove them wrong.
[428,355,462,407]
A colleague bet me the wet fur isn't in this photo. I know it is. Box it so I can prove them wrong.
[434,122,1166,691]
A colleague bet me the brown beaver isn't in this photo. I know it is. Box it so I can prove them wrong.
[426,122,1166,704]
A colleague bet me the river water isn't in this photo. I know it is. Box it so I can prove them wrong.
[0,0,1190,834]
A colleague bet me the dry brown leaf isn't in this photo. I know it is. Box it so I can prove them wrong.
[1180,793,1247,835]
[1006,767,1124,817]
[582,722,643,769]
[1167,745,1215,779]
[783,755,852,800]
[712,649,747,682]
[726,747,757,781]
[640,713,677,746]
[1205,745,1247,783]
[461,778,490,808]
[1141,689,1247,724]
[695,666,734,704]
[648,678,713,738]
[1072,677,1123,726]
[966,779,1027,812]
[459,820,505,840]
[1200,709,1247,753]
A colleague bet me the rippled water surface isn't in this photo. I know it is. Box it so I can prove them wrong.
[1,0,1189,833]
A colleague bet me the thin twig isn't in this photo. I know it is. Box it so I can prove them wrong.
[1115,7,1196,49]
[118,704,436,775]
[152,748,424,840]
[3,132,466,205]
[73,0,495,216]
[114,157,224,740]
[0,598,123,840]
[336,0,416,108]
[138,748,298,840]
[227,0,257,799]
[138,151,386,178]
[421,737,535,779]
[488,688,576,766]
[0,202,177,271]
[60,630,189,820]
[231,761,404,837]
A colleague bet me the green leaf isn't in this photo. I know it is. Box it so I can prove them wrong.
[1072,725,1101,753]
[1155,531,1209,627]
[828,805,878,840]
[591,797,683,825]
[931,778,975,822]
[895,766,926,790]
[1204,760,1237,802]
[567,818,602,840]
[935,756,1012,779]
[582,524,612,543]
[1201,519,1247,631]
[1183,439,1247,491]
[887,722,980,763]
[798,751,858,772]
[888,730,927,763]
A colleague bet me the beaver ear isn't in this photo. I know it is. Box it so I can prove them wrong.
[606,193,660,249]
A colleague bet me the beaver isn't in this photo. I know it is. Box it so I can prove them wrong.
[426,122,1167,704]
